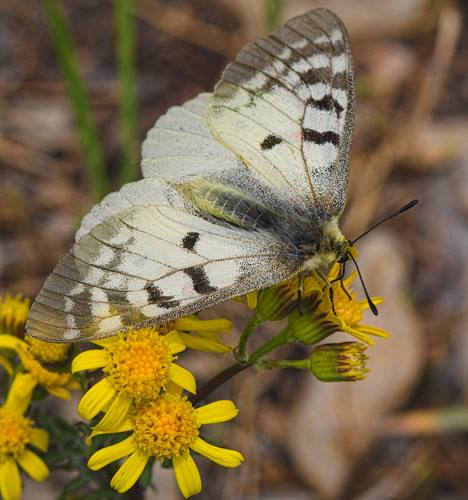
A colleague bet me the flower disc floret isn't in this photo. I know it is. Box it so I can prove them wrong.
[0,408,32,461]
[105,330,175,402]
[133,394,199,461]
[331,279,363,325]
[24,335,71,364]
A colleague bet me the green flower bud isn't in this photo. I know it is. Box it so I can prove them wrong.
[308,342,370,382]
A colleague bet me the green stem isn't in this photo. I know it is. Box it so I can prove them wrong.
[258,358,309,371]
[190,325,294,405]
[237,313,263,361]
[247,325,293,364]
[189,362,247,406]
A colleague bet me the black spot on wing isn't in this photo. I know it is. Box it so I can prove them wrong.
[261,134,283,151]
[301,67,332,86]
[184,267,217,294]
[303,129,340,147]
[145,284,180,309]
[307,95,343,116]
[182,232,200,251]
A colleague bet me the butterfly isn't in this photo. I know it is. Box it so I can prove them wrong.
[27,8,355,342]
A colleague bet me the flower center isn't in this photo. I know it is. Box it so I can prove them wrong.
[133,394,199,461]
[0,408,32,461]
[106,329,174,402]
[25,335,70,364]
[332,284,363,326]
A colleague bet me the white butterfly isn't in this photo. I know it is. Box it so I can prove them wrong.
[27,8,354,342]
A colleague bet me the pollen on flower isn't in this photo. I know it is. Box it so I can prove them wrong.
[105,328,174,402]
[25,335,71,364]
[0,408,32,460]
[0,293,30,335]
[133,394,199,461]
[331,280,363,326]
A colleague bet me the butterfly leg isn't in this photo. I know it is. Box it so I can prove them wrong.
[330,262,352,300]
[297,271,304,315]
[316,269,338,316]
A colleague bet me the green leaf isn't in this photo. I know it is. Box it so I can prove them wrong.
[44,0,110,200]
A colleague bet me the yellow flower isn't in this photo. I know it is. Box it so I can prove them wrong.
[73,327,196,432]
[322,263,389,345]
[0,335,79,400]
[288,263,389,346]
[0,373,49,500]
[24,335,71,364]
[0,294,30,336]
[87,385,243,498]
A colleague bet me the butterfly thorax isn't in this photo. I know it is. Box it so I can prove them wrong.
[299,218,348,273]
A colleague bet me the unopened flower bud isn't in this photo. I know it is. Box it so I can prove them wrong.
[308,342,370,382]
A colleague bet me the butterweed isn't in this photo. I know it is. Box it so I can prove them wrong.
[0,374,49,500]
[87,385,243,498]
[73,326,196,431]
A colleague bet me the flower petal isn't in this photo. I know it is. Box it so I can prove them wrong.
[72,349,109,373]
[0,354,13,376]
[92,393,133,433]
[191,437,244,468]
[165,330,186,354]
[165,381,184,396]
[45,386,72,400]
[88,435,138,470]
[17,449,49,482]
[110,449,148,493]
[195,401,238,425]
[246,291,259,309]
[0,334,27,352]
[173,451,201,498]
[174,317,231,334]
[357,324,390,339]
[168,364,196,394]
[78,377,117,420]
[358,297,384,310]
[86,416,133,446]
[0,457,21,500]
[5,373,36,414]
[92,337,118,348]
[178,333,232,353]
[30,428,49,452]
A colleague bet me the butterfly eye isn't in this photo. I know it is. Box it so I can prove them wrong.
[337,253,349,264]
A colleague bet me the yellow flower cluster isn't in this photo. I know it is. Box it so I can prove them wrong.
[74,316,243,498]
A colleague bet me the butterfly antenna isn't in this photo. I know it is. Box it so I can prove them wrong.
[351,200,418,246]
[347,250,378,316]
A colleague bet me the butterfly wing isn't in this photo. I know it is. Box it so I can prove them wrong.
[208,8,354,217]
[27,180,299,342]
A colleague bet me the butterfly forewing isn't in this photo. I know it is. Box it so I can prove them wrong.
[208,8,354,217]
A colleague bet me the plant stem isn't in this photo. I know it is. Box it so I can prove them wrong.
[237,313,263,361]
[190,325,294,405]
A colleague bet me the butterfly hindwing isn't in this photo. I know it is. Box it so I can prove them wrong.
[208,8,354,217]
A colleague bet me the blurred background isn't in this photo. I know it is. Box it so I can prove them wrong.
[1,0,468,498]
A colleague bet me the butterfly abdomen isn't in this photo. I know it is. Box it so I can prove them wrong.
[177,179,285,232]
